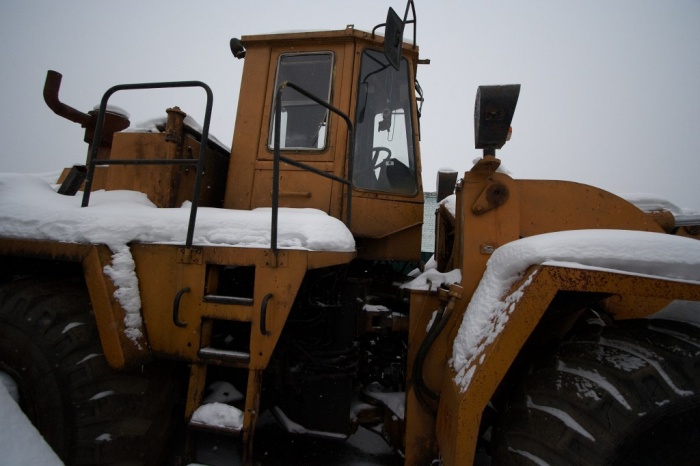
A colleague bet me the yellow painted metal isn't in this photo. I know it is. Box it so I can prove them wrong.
[81,245,151,369]
[130,244,355,366]
[184,362,208,421]
[517,179,666,235]
[404,289,442,466]
[130,242,355,463]
[241,369,263,463]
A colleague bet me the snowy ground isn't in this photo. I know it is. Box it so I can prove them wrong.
[0,377,64,465]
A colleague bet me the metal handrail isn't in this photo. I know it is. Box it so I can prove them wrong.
[272,81,354,254]
[82,79,352,254]
[80,80,214,249]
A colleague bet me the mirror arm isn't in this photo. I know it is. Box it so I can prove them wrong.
[402,0,417,49]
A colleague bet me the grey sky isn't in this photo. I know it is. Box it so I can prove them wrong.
[1,0,698,209]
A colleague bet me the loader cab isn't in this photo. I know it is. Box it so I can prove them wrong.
[224,24,424,261]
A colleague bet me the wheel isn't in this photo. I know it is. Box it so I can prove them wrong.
[491,318,700,465]
[0,277,178,465]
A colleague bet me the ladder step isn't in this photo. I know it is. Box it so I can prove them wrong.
[188,420,243,437]
[189,401,244,437]
[198,347,251,368]
[203,294,254,306]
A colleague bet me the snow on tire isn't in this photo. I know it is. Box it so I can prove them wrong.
[0,277,178,465]
[491,318,700,466]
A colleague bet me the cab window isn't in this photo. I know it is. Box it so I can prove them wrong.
[268,52,334,150]
[352,49,417,195]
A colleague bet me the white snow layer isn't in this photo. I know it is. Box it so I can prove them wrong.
[0,173,355,252]
[125,114,231,152]
[191,403,243,429]
[0,382,64,465]
[451,229,700,392]
[401,267,462,292]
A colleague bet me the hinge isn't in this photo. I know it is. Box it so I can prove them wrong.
[177,247,203,264]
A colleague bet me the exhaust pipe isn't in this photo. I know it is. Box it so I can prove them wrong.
[42,69,129,162]
[43,70,91,126]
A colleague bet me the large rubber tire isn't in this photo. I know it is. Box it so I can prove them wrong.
[0,277,177,465]
[491,318,700,465]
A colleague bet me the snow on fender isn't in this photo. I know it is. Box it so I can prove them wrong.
[451,229,700,392]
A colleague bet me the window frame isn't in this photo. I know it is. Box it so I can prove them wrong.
[351,48,418,196]
[267,51,335,152]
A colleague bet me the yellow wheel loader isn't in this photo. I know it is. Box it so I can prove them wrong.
[1,2,700,465]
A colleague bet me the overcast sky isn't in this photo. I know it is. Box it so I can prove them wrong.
[1,0,698,209]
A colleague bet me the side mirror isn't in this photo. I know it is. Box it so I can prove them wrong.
[474,84,521,156]
[384,7,404,70]
[230,38,246,59]
[436,169,458,202]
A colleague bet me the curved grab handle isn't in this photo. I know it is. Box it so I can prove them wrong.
[173,287,191,328]
[260,293,273,336]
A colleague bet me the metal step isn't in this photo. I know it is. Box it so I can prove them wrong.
[188,419,243,437]
[198,347,251,368]
[203,294,254,306]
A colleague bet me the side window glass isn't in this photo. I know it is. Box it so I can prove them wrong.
[352,49,417,195]
[268,53,334,150]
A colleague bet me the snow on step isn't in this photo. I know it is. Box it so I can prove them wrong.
[191,402,243,430]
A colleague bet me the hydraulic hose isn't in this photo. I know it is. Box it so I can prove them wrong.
[412,284,462,415]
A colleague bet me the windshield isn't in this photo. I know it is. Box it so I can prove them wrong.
[352,49,417,195]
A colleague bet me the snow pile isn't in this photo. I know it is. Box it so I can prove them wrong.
[451,229,700,392]
[125,114,231,152]
[402,254,462,292]
[402,267,461,292]
[440,193,456,216]
[0,380,64,465]
[191,403,243,429]
[0,173,355,252]
[363,387,405,420]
